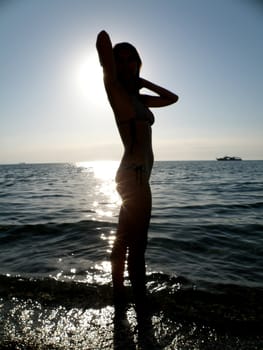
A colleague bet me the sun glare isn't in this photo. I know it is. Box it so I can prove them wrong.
[77,160,119,180]
[76,161,121,220]
[75,50,107,107]
[92,161,119,181]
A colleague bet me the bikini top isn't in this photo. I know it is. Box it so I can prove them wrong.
[117,95,155,126]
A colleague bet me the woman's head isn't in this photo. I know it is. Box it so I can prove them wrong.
[113,42,142,91]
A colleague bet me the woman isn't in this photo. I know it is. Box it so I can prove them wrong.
[96,30,178,320]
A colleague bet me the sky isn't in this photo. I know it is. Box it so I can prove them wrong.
[0,0,262,163]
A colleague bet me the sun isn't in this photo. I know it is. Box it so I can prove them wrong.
[75,50,107,107]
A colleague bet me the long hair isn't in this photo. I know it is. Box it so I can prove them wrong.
[113,42,142,92]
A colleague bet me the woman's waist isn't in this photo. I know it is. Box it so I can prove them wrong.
[116,157,153,183]
[120,152,153,170]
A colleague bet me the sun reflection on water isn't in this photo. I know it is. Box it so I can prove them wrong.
[52,162,120,286]
[76,160,119,180]
[101,230,115,253]
[1,296,222,349]
[76,161,121,221]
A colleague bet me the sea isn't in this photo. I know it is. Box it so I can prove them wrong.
[0,160,262,350]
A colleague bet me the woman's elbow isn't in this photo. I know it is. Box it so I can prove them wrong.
[97,30,107,40]
[170,93,179,104]
[96,31,107,51]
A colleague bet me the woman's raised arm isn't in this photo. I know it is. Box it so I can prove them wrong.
[96,30,116,82]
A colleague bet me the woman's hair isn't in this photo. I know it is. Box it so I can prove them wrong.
[113,42,142,75]
[113,42,142,92]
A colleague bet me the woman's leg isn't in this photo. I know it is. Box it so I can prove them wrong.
[127,232,148,307]
[111,205,129,310]
[111,196,150,302]
[126,182,152,313]
[114,169,152,316]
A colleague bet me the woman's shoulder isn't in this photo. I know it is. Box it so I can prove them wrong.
[105,86,135,122]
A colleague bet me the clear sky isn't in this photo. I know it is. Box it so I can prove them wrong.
[1,0,262,163]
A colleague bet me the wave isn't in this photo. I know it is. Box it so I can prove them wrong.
[1,219,263,239]
[1,220,262,289]
[171,201,263,210]
[0,273,262,335]
[0,220,115,241]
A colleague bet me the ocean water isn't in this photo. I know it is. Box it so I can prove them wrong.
[0,160,262,349]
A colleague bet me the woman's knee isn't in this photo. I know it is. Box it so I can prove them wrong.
[110,240,126,264]
[128,243,146,266]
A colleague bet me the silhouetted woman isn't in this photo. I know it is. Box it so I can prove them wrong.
[96,30,178,322]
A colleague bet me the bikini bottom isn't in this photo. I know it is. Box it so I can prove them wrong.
[115,163,152,220]
[116,163,149,185]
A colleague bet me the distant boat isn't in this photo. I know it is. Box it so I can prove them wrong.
[216,156,242,161]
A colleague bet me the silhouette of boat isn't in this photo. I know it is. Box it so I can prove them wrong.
[216,156,242,161]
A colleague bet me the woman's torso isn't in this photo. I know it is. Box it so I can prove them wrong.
[116,94,154,179]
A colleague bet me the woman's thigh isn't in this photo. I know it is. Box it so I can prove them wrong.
[118,170,151,207]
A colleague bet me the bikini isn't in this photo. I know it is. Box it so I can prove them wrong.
[116,95,154,183]
[117,95,155,126]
